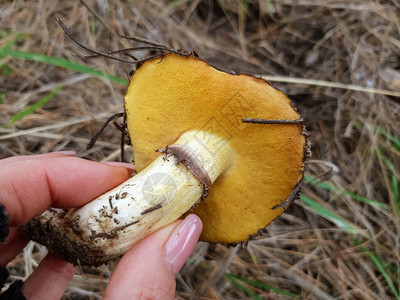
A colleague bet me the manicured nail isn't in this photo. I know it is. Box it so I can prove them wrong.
[100,161,136,176]
[50,151,76,156]
[164,214,203,274]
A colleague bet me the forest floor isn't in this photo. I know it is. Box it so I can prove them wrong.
[1,1,399,299]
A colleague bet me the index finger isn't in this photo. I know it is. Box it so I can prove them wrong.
[0,154,134,227]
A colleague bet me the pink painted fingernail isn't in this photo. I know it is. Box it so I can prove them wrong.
[50,151,76,156]
[164,214,203,274]
[100,161,136,176]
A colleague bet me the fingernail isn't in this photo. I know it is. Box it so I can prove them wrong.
[100,161,136,176]
[164,214,203,274]
[50,151,76,156]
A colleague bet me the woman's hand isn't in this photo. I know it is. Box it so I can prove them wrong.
[0,152,202,299]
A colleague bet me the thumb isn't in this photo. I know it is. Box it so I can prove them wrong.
[104,214,202,300]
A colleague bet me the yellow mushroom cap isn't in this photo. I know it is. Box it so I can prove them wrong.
[125,53,307,244]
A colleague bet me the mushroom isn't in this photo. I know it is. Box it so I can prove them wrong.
[21,53,309,266]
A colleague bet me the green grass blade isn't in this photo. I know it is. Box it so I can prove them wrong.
[353,238,399,298]
[189,259,298,299]
[302,195,399,298]
[240,0,249,21]
[377,126,400,150]
[305,175,388,209]
[169,0,187,8]
[264,0,274,12]
[2,84,64,128]
[379,154,399,213]
[386,263,399,284]
[225,274,264,300]
[0,48,128,85]
[363,247,399,299]
[353,121,400,151]
[0,64,13,75]
[1,33,25,51]
[300,194,361,234]
[0,32,26,76]
[227,274,298,298]
[0,30,11,38]
[392,173,399,212]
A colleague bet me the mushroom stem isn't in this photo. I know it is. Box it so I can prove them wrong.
[21,131,233,266]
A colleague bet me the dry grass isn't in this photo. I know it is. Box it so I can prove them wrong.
[1,0,399,299]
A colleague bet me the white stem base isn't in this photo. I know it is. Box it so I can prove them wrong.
[21,131,233,266]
